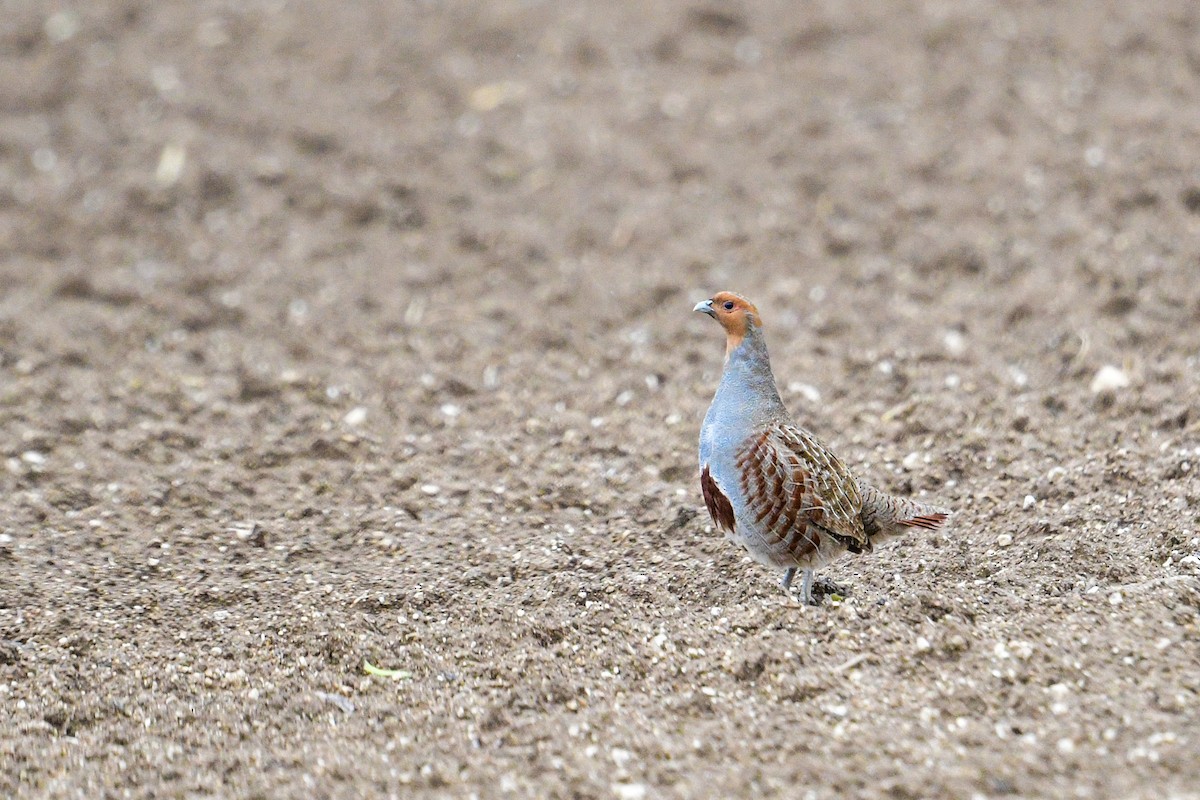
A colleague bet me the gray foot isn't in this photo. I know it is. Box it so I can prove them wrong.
[783,569,842,606]
[781,568,815,606]
[800,569,814,605]
[780,567,797,591]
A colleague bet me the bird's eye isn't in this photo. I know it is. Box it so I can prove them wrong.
[723,301,735,310]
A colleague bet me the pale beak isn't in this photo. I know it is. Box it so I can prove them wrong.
[693,299,715,318]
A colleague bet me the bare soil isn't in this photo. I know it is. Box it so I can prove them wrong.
[3,1,1200,798]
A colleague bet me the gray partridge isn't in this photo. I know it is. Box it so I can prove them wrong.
[694,291,950,605]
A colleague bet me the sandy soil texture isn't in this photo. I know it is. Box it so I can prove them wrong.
[2,1,1200,797]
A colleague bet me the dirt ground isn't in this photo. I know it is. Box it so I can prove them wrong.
[2,1,1200,797]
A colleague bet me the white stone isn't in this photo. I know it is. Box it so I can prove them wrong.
[943,330,967,357]
[155,144,186,186]
[609,747,632,767]
[787,382,822,403]
[1090,365,1130,394]
[45,11,81,42]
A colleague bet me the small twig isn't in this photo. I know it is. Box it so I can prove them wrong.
[833,653,873,674]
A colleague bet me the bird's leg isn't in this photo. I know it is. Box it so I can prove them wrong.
[800,569,815,606]
[787,569,841,606]
[780,567,797,592]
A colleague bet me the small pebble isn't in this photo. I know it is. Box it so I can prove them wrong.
[1022,495,1036,509]
[787,382,822,403]
[156,144,187,186]
[45,10,81,42]
[612,784,646,800]
[609,747,633,767]
[1090,365,1130,394]
[942,330,967,357]
[469,81,527,112]
[1108,591,1123,606]
[997,533,1013,547]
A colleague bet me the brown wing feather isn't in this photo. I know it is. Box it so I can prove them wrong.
[700,464,735,533]
[737,423,867,547]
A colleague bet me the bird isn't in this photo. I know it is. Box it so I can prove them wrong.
[693,291,950,605]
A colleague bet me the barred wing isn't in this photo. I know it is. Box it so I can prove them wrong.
[735,422,867,548]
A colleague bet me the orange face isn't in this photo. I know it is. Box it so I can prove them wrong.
[694,292,762,349]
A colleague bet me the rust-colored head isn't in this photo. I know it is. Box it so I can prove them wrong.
[693,291,762,351]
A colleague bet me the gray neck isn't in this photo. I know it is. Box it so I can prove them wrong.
[712,324,787,426]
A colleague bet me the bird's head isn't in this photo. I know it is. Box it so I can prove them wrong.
[693,291,762,352]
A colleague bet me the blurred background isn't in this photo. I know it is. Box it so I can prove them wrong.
[2,1,1199,797]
